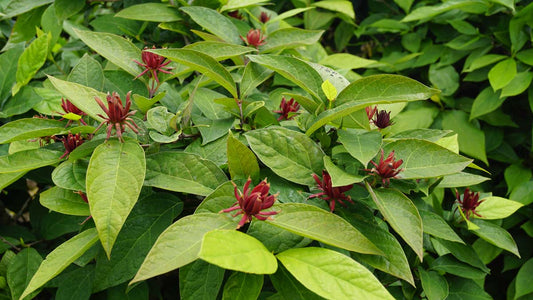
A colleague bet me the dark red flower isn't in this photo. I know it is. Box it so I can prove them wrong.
[274,97,300,121]
[54,133,86,159]
[372,110,393,129]
[94,91,139,142]
[60,98,87,126]
[259,12,270,23]
[456,188,484,220]
[134,46,172,84]
[75,190,88,203]
[228,10,243,19]
[241,29,266,48]
[309,171,354,212]
[220,178,279,229]
[366,105,377,120]
[366,149,403,186]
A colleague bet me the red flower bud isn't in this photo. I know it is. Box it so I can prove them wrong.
[241,29,266,48]
[309,171,354,212]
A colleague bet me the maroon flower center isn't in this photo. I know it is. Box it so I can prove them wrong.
[309,170,354,212]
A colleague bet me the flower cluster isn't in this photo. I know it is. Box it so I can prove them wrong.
[59,98,87,126]
[94,91,139,142]
[134,46,172,84]
[456,188,484,220]
[366,105,393,129]
[54,133,87,159]
[241,29,266,48]
[309,171,354,212]
[366,149,403,186]
[220,178,278,229]
[274,97,300,121]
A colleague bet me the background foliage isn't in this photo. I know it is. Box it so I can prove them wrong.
[0,0,532,299]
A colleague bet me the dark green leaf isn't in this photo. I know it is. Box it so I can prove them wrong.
[0,118,92,144]
[180,6,241,45]
[12,33,49,95]
[471,219,520,257]
[54,0,84,20]
[55,265,94,300]
[430,255,487,279]
[446,277,492,300]
[442,110,487,164]
[338,129,382,167]
[179,260,225,300]
[115,3,182,22]
[1,0,53,18]
[67,54,104,91]
[227,132,260,181]
[222,272,263,300]
[515,258,533,299]
[260,28,324,53]
[418,268,448,300]
[419,210,463,243]
[184,42,256,61]
[6,248,42,300]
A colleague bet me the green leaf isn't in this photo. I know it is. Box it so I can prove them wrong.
[319,53,377,70]
[73,29,143,78]
[501,71,533,97]
[180,6,241,45]
[510,180,533,205]
[67,54,105,91]
[516,49,533,65]
[227,132,260,181]
[51,159,88,192]
[245,127,324,186]
[259,28,324,53]
[383,139,472,179]
[418,268,449,300]
[306,75,438,135]
[402,0,489,23]
[338,129,382,167]
[184,41,256,61]
[446,277,492,300]
[505,163,531,195]
[470,87,506,120]
[196,181,236,215]
[429,64,459,96]
[0,45,24,104]
[515,258,533,299]
[86,140,146,258]
[321,79,337,102]
[366,185,423,260]
[12,32,49,95]
[144,151,227,196]
[464,54,507,72]
[419,210,464,243]
[47,75,107,121]
[93,192,182,292]
[247,221,312,254]
[55,265,94,300]
[488,58,517,90]
[0,148,63,173]
[53,0,84,20]
[179,260,224,300]
[269,264,322,300]
[20,228,99,300]
[434,238,489,272]
[199,230,277,274]
[240,62,273,97]
[247,54,324,101]
[115,3,181,22]
[323,156,365,186]
[131,213,235,284]
[132,92,166,114]
[430,255,487,279]
[222,272,263,300]
[476,196,523,219]
[442,110,487,164]
[7,248,42,300]
[277,247,394,300]
[0,118,91,144]
[312,0,355,19]
[438,172,490,188]
[267,203,381,255]
[148,48,237,98]
[0,0,53,18]
[220,0,269,12]
[0,171,27,190]
[470,219,520,257]
[39,186,90,216]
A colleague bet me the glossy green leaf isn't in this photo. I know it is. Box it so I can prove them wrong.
[245,127,324,186]
[501,71,533,97]
[51,159,88,192]
[516,48,533,65]
[260,28,324,53]
[0,46,24,104]
[48,75,107,121]
[12,32,49,95]
[227,132,259,181]
[323,156,365,186]
[220,0,269,12]
[247,54,324,101]
[488,58,516,90]
[55,265,94,300]
[306,75,438,134]
[470,219,520,257]
[180,6,241,45]
[149,48,237,98]
[269,264,322,300]
[434,238,489,272]
[402,0,489,22]
[476,196,523,219]
[471,87,507,120]
[442,110,487,164]
[312,0,355,19]
[319,53,377,70]
[39,186,90,216]
[115,3,181,22]
[93,192,182,292]
[0,118,89,144]
[144,151,227,196]
[446,277,492,300]
[74,29,143,78]
[86,140,146,258]
[267,203,381,255]
[247,221,312,254]
[240,62,273,97]
[222,272,263,300]
[199,230,277,274]
[67,53,105,91]
[366,185,423,260]
[179,260,225,300]
[383,139,472,179]
[430,255,487,279]
[515,258,533,299]
[277,247,394,300]
[505,164,531,195]
[0,171,27,190]
[510,180,533,205]
[131,213,235,284]
[418,268,448,300]
[184,42,256,61]
[7,248,42,300]
[0,148,63,173]
[0,0,53,18]
[438,172,490,188]
[338,128,381,167]
[54,0,84,20]
[464,54,506,72]
[20,228,99,299]
[419,210,463,243]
